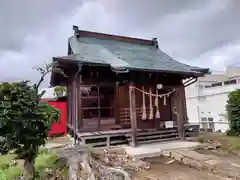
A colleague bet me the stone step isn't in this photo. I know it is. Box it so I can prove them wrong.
[163,149,240,179]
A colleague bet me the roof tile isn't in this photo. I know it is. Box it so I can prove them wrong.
[66,35,207,75]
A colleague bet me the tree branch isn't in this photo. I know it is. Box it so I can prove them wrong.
[35,71,49,92]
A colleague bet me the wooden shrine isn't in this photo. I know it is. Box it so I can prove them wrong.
[50,26,209,147]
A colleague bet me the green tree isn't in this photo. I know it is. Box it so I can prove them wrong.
[54,86,67,97]
[226,90,240,134]
[0,63,65,179]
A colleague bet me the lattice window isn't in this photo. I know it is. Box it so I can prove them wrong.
[81,85,115,128]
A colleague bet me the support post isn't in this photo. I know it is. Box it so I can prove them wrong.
[115,81,120,125]
[181,87,188,124]
[75,82,78,138]
[176,85,185,140]
[129,82,137,147]
[77,75,82,130]
[73,72,82,144]
[67,84,72,128]
[72,79,77,144]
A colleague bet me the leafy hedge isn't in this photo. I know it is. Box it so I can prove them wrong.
[226,90,240,135]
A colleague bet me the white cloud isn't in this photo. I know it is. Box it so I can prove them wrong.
[192,40,240,71]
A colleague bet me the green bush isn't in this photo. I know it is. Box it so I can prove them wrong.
[226,129,238,136]
[0,81,60,179]
[0,151,62,180]
[226,90,240,135]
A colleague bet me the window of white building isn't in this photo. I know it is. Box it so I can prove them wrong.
[224,79,237,85]
[200,117,215,132]
[204,85,212,88]
[200,117,208,130]
[208,117,215,132]
[204,79,238,88]
[211,82,222,87]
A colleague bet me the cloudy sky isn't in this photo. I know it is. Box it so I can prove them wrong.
[1,0,240,88]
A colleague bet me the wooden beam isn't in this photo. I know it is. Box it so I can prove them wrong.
[115,81,120,125]
[181,87,188,124]
[175,85,185,140]
[129,82,137,147]
[72,79,77,144]
[67,84,72,127]
[77,74,83,129]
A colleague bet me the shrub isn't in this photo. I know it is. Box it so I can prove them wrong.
[0,81,60,179]
[226,90,240,135]
[226,129,238,136]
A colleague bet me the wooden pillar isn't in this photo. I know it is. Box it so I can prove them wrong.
[72,78,77,144]
[115,81,120,125]
[67,84,72,128]
[180,85,188,137]
[75,80,79,135]
[69,75,75,130]
[182,87,188,124]
[129,82,137,147]
[176,85,185,140]
[77,74,82,130]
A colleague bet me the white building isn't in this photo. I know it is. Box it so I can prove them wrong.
[185,67,240,133]
[40,88,55,98]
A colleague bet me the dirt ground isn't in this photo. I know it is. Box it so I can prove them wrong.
[134,132,240,180]
[133,156,227,180]
[47,133,240,179]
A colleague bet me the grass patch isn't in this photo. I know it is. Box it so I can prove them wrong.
[0,154,23,179]
[38,147,51,155]
[220,135,240,150]
[35,153,59,171]
[3,166,23,180]
[0,154,16,169]
[0,150,61,180]
[198,132,240,151]
[0,169,7,180]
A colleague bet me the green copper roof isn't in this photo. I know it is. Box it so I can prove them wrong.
[66,35,206,75]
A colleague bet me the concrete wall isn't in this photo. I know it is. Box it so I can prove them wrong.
[185,68,240,133]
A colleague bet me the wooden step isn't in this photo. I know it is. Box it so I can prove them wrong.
[84,138,129,147]
[127,133,179,142]
[137,137,180,145]
[127,128,179,145]
[137,129,177,136]
[77,131,131,147]
[137,133,178,141]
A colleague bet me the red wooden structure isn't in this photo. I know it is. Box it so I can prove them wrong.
[41,98,67,136]
[48,101,67,136]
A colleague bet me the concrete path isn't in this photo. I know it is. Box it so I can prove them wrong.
[124,140,200,159]
[165,149,240,179]
[124,141,240,179]
[45,136,73,149]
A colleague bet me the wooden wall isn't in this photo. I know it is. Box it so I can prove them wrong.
[118,84,173,130]
[66,65,186,133]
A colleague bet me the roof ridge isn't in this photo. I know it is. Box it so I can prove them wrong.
[72,25,156,47]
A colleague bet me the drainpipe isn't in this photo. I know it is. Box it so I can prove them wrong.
[197,105,201,126]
